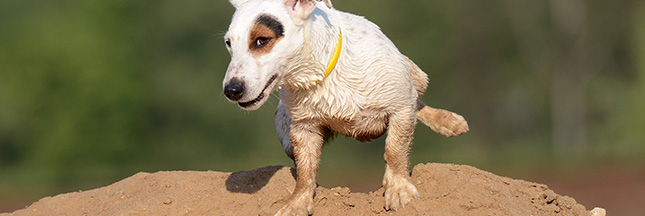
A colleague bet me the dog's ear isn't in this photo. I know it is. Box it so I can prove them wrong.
[284,0,316,24]
[319,0,332,9]
[229,0,251,8]
[283,0,332,25]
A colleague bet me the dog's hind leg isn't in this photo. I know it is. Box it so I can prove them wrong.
[416,100,469,137]
[404,55,469,137]
[383,108,420,211]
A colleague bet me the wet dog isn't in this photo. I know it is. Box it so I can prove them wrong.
[222,0,469,215]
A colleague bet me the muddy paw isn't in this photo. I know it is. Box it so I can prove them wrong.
[274,194,314,216]
[383,176,420,211]
[418,107,469,137]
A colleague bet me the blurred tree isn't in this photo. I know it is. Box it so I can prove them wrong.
[0,1,150,186]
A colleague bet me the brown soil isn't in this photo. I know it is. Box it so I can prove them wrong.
[3,163,604,216]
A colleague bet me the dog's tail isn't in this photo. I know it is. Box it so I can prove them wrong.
[404,55,429,98]
[416,100,469,137]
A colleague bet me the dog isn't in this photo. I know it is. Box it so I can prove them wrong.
[222,0,469,215]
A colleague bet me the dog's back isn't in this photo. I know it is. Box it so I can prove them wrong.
[281,6,420,114]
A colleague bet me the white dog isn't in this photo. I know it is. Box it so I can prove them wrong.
[222,0,469,215]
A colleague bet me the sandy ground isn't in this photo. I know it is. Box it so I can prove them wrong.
[3,163,605,216]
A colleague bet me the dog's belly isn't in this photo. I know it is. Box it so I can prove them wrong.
[324,110,388,142]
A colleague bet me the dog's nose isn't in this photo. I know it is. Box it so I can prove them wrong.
[224,79,245,101]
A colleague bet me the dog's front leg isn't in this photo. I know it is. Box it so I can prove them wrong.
[275,122,323,216]
[383,111,420,211]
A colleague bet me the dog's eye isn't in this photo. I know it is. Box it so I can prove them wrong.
[255,37,271,48]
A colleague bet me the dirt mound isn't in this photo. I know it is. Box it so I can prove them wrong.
[4,163,605,216]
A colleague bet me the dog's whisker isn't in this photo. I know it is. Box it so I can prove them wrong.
[265,93,279,107]
[213,31,227,39]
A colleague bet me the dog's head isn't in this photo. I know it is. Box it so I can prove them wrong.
[222,0,332,110]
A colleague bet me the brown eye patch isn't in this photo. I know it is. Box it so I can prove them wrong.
[249,14,284,57]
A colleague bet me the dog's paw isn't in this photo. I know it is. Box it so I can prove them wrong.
[383,175,420,211]
[432,110,469,137]
[417,107,469,137]
[274,194,314,216]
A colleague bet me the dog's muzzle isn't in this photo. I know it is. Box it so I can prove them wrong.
[223,74,278,109]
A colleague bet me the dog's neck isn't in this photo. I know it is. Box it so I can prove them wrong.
[280,7,342,91]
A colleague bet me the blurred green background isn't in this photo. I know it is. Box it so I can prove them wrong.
[1,0,644,214]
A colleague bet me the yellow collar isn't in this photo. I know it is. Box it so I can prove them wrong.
[321,29,342,81]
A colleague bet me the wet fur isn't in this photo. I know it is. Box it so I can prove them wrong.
[223,0,469,215]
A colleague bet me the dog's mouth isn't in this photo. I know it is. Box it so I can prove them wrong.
[238,74,278,109]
